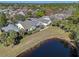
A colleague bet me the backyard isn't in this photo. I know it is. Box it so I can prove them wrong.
[0,26,73,57]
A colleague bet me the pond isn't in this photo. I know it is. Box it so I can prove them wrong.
[18,39,78,57]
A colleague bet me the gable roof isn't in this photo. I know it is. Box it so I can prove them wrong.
[2,24,19,32]
[29,18,42,26]
[37,16,51,24]
[18,20,35,30]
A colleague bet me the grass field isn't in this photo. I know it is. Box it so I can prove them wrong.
[0,26,72,57]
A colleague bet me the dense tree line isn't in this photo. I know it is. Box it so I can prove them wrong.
[0,12,7,28]
[52,14,79,44]
[0,30,22,47]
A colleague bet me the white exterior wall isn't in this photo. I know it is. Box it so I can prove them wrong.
[47,20,52,25]
[40,20,52,27]
[42,16,52,26]
[42,23,48,26]
[16,23,24,30]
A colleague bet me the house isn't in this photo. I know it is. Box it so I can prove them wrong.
[50,8,73,20]
[29,16,52,27]
[17,11,25,16]
[37,16,52,27]
[54,13,65,20]
[1,24,19,32]
[28,18,45,30]
[29,18,44,27]
[16,20,36,32]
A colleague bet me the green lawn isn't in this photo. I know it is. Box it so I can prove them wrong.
[0,43,4,48]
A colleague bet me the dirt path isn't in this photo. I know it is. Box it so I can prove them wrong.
[0,26,75,57]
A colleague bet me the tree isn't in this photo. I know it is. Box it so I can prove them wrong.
[0,32,8,45]
[0,12,7,28]
[9,31,17,40]
[35,10,45,17]
[0,30,22,46]
[19,29,25,37]
[25,14,30,19]
[6,31,17,46]
[5,36,12,46]
[12,14,25,23]
[0,30,23,46]
[69,31,77,40]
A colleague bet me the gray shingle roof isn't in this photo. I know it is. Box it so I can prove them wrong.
[2,24,19,32]
[30,18,42,27]
[19,20,36,30]
[37,16,51,24]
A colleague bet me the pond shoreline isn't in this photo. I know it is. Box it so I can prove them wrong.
[0,26,76,57]
[17,38,77,57]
